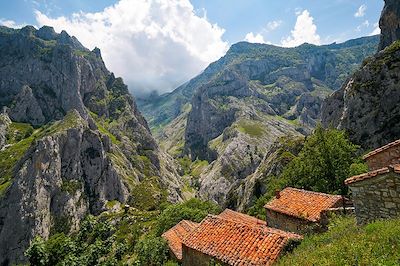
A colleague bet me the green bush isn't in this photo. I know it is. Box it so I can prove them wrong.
[156,198,221,235]
[134,235,168,266]
[25,237,49,266]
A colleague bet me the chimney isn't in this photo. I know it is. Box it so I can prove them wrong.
[275,190,281,199]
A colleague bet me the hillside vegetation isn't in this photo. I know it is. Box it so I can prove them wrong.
[278,216,400,265]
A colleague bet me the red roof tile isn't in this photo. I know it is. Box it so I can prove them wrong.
[264,187,343,222]
[162,220,198,261]
[363,139,400,159]
[345,164,400,185]
[217,209,299,239]
[183,214,302,266]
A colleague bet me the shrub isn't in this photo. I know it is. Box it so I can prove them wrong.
[156,198,221,235]
[25,237,49,266]
[134,235,168,266]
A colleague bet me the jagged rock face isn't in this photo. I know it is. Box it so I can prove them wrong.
[0,113,130,264]
[0,26,183,265]
[379,0,400,51]
[322,0,400,150]
[184,47,335,206]
[233,137,304,211]
[322,41,400,150]
[0,113,11,149]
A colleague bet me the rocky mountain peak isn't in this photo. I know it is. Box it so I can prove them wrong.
[379,0,400,50]
[36,25,57,40]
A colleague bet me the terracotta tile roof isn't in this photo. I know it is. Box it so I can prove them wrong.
[183,215,302,266]
[218,209,266,227]
[264,187,343,222]
[161,220,198,261]
[363,139,400,159]
[345,164,400,185]
[217,209,299,239]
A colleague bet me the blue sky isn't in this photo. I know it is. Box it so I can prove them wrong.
[0,0,385,94]
[1,0,383,44]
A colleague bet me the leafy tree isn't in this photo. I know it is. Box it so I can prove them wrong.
[45,233,76,265]
[134,235,168,266]
[25,237,49,266]
[281,125,360,195]
[156,198,221,235]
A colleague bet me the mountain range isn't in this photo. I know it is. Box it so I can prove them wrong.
[1,0,400,264]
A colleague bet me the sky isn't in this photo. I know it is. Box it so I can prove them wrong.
[0,0,384,96]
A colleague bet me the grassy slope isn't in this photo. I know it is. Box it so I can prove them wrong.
[278,216,400,266]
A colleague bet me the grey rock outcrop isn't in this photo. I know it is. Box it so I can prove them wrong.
[322,0,400,150]
[379,0,400,51]
[0,113,11,149]
[0,111,130,264]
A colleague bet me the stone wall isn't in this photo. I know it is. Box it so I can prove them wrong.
[182,245,226,266]
[365,144,400,171]
[349,173,400,224]
[265,209,314,234]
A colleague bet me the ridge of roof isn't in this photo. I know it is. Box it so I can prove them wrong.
[345,164,400,185]
[363,139,400,159]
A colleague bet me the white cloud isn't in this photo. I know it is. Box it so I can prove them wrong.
[281,10,321,47]
[356,20,370,32]
[354,4,367,18]
[265,20,282,32]
[370,22,381,35]
[243,20,281,44]
[0,19,26,28]
[244,32,266,44]
[35,0,228,95]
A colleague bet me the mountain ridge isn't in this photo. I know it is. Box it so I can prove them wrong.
[0,25,184,265]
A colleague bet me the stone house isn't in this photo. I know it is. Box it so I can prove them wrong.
[163,209,301,266]
[182,210,301,266]
[264,187,346,234]
[345,139,400,224]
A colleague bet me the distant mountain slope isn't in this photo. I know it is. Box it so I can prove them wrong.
[138,35,379,133]
[0,25,183,265]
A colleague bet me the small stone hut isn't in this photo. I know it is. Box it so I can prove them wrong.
[181,210,301,266]
[345,139,400,224]
[264,187,346,234]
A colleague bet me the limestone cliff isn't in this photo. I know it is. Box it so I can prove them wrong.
[379,0,400,51]
[322,0,400,150]
[182,39,378,207]
[0,26,183,265]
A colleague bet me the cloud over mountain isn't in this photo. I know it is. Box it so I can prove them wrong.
[281,10,321,47]
[35,0,228,95]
